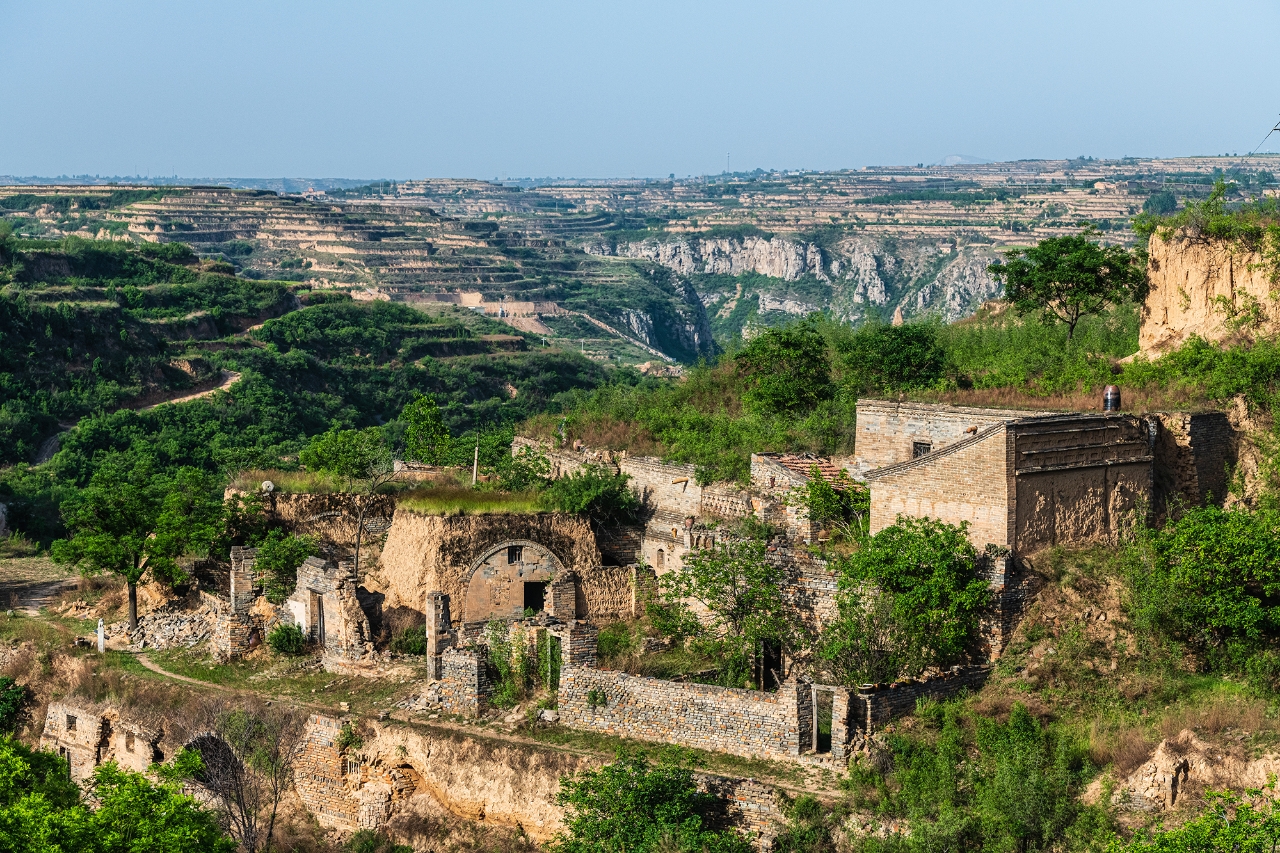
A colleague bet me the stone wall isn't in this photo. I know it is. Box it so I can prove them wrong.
[437,648,490,717]
[1140,235,1278,354]
[1151,411,1236,513]
[247,491,398,551]
[286,557,374,668]
[39,702,164,783]
[854,400,1037,475]
[620,455,702,518]
[293,714,360,828]
[851,667,991,731]
[559,666,803,761]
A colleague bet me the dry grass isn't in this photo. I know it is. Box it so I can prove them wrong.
[913,382,1214,415]
[1159,695,1274,741]
[397,486,542,516]
[228,468,347,495]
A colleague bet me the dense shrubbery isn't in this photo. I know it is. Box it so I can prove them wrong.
[551,748,751,853]
[853,703,1109,853]
[267,623,307,655]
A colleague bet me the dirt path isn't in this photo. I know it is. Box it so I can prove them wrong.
[136,654,231,689]
[0,556,78,615]
[141,370,242,410]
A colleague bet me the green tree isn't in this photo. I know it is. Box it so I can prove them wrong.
[653,530,798,688]
[51,455,222,630]
[734,320,833,416]
[0,734,234,853]
[300,426,395,573]
[838,321,948,395]
[820,517,990,686]
[400,394,450,465]
[790,466,869,541]
[253,530,318,604]
[987,231,1148,341]
[1142,190,1177,216]
[551,749,751,853]
[1123,504,1280,658]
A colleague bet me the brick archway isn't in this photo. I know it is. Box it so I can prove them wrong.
[462,539,566,624]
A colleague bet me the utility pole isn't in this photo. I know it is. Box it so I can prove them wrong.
[472,445,479,486]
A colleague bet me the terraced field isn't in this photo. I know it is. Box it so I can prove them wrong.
[3,154,1275,360]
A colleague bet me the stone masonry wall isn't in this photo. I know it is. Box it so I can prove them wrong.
[559,667,802,761]
[867,424,1013,548]
[438,648,490,717]
[851,667,991,731]
[293,714,360,828]
[620,455,702,518]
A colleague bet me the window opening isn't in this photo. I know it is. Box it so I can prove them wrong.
[507,545,524,565]
[66,715,77,733]
[125,732,135,753]
[524,581,547,613]
[912,441,932,459]
[655,549,665,570]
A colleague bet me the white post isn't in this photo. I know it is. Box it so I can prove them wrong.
[472,445,479,486]
[97,619,105,654]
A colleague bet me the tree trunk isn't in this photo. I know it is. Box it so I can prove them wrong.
[127,581,138,631]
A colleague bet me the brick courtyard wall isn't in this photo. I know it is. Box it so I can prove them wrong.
[595,524,644,565]
[700,483,754,520]
[854,400,1035,474]
[867,424,1014,548]
[1151,411,1236,515]
[438,648,490,717]
[620,456,702,517]
[293,714,359,829]
[851,668,991,731]
[559,667,802,760]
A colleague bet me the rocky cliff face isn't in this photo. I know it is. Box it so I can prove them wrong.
[1140,235,1277,354]
[588,234,1002,332]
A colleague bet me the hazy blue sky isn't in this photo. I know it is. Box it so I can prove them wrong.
[3,1,1278,179]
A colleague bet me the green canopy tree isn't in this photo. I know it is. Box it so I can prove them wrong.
[651,529,799,689]
[734,320,833,416]
[400,394,450,465]
[299,426,395,573]
[820,516,991,686]
[51,454,223,630]
[987,230,1148,341]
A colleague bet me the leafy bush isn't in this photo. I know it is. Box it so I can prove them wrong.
[820,517,991,686]
[1108,787,1280,852]
[790,466,868,541]
[550,748,751,853]
[1123,504,1280,665]
[540,465,640,528]
[345,829,414,853]
[267,623,306,656]
[389,627,427,656]
[336,723,363,752]
[0,678,28,734]
[854,703,1108,853]
[771,794,839,853]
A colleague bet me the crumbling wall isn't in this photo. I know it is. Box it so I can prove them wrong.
[559,667,804,761]
[1150,411,1236,512]
[621,456,702,518]
[239,492,397,558]
[850,667,991,731]
[286,557,373,668]
[1140,235,1277,354]
[377,511,602,617]
[39,702,164,782]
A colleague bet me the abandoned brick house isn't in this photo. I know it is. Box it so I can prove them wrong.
[855,399,1235,552]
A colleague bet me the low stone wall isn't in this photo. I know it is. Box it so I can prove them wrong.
[851,667,991,731]
[559,667,802,761]
[438,648,490,717]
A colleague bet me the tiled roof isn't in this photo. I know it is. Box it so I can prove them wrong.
[765,454,850,487]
